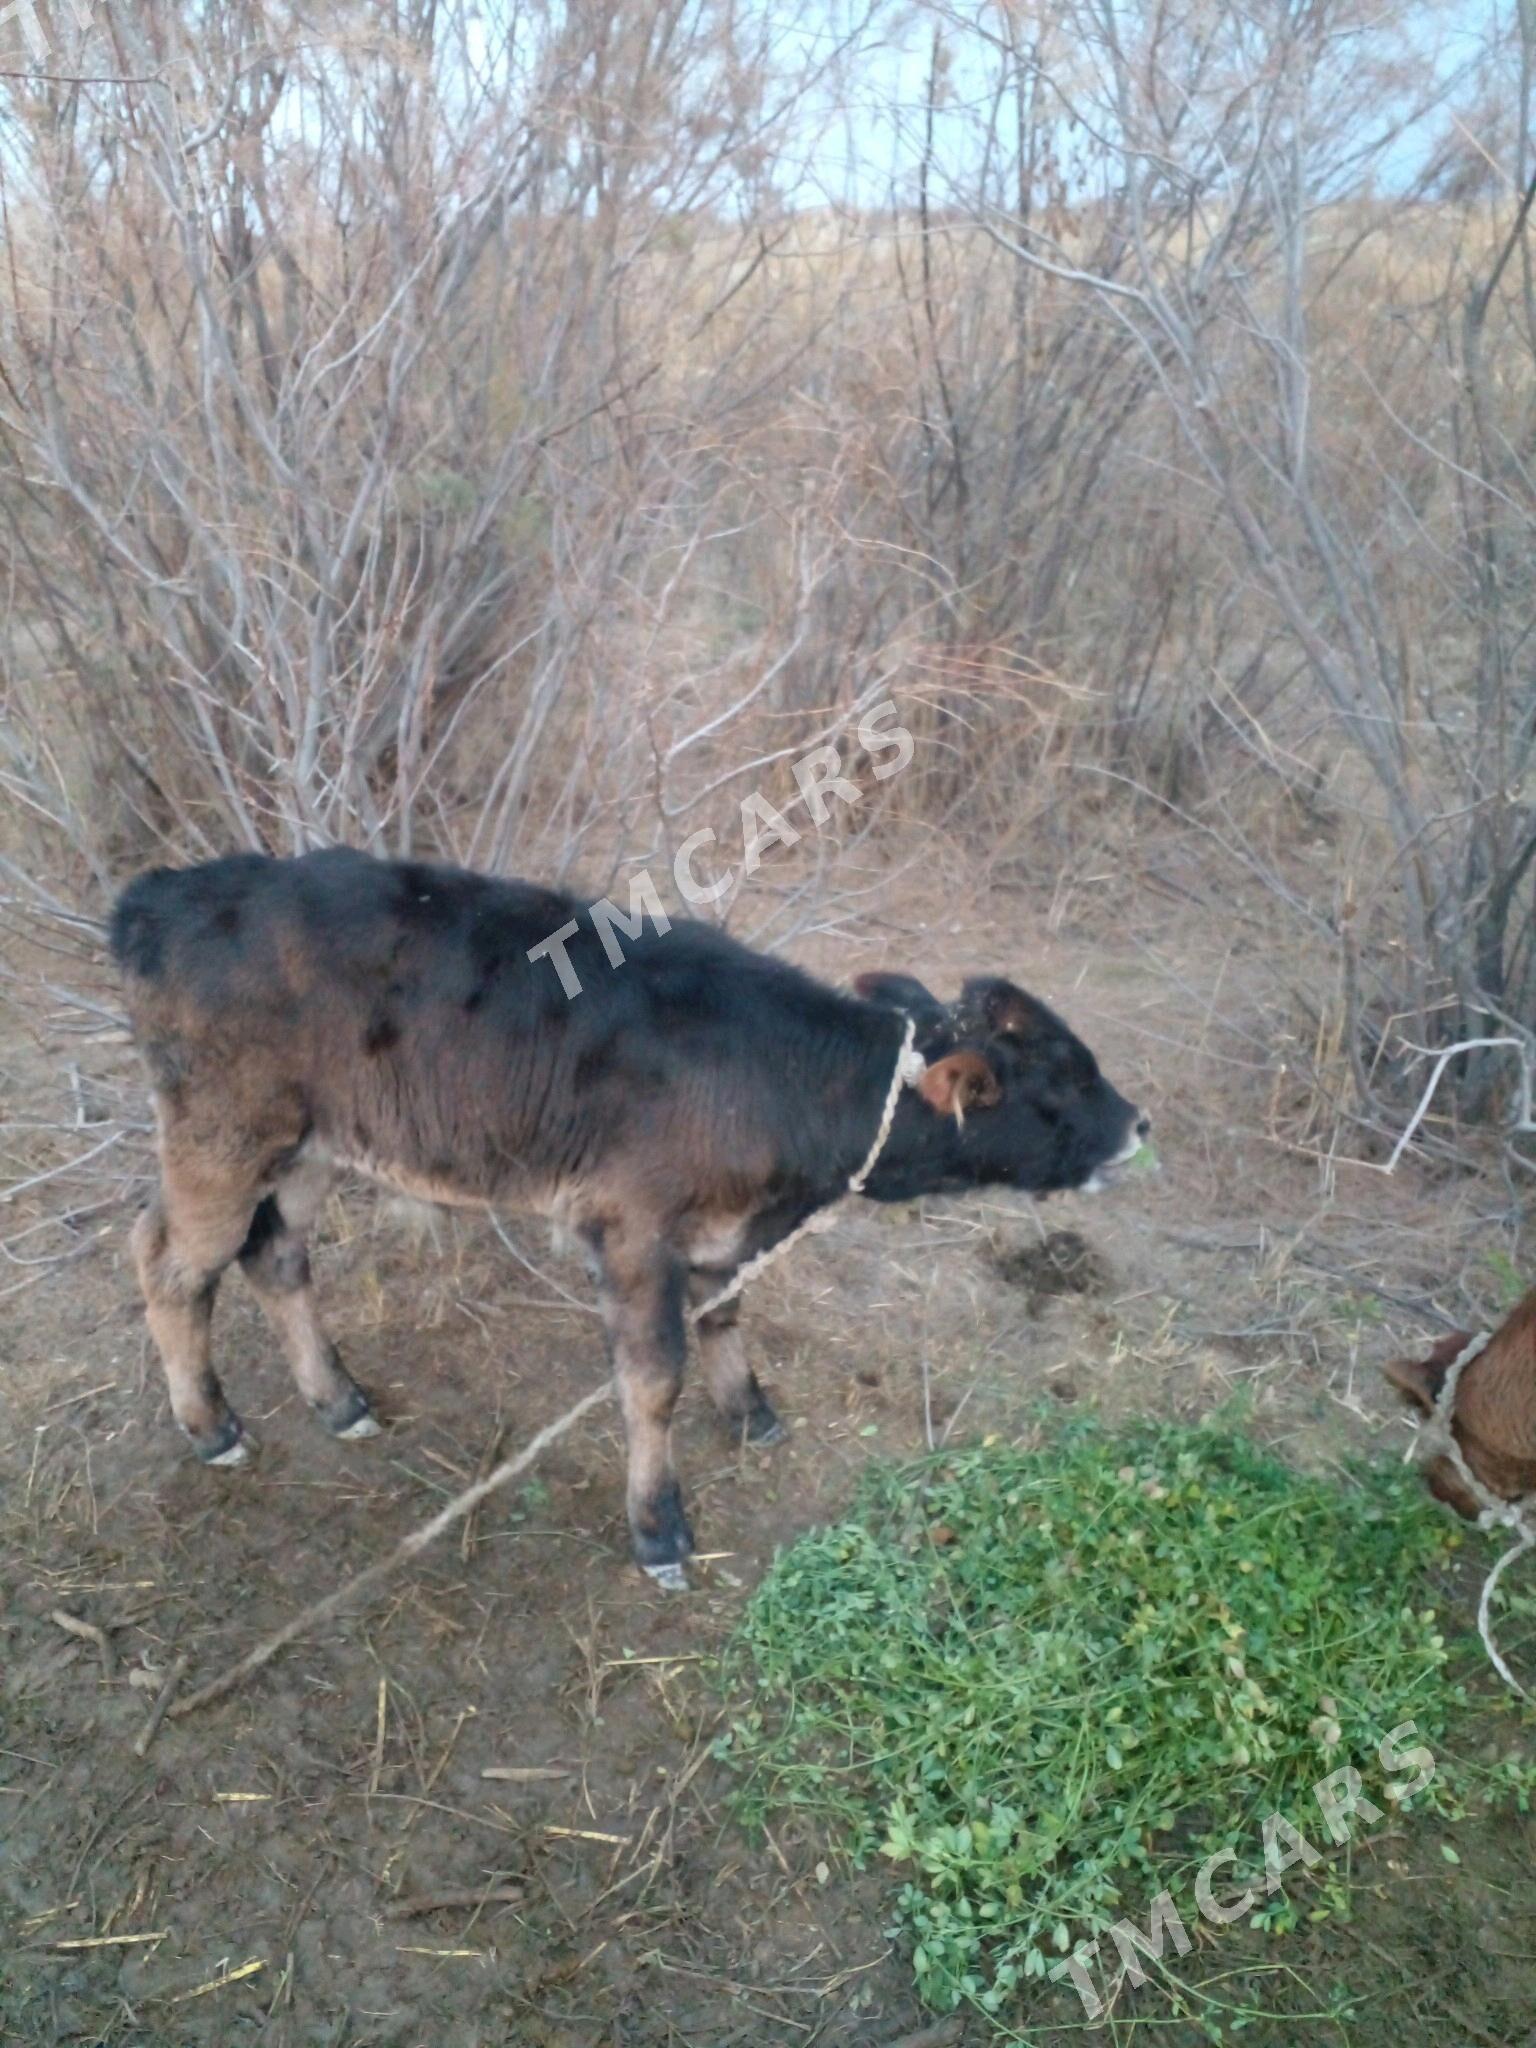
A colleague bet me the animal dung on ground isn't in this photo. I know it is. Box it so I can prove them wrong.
[991,1227,1111,1314]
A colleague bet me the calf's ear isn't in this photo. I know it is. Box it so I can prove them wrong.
[1382,1356,1442,1414]
[854,971,947,1031]
[959,975,1058,1042]
[1383,1337,1469,1415]
[918,1050,1001,1124]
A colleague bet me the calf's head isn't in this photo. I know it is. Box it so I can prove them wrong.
[1385,1292,1536,1520]
[854,970,1149,1200]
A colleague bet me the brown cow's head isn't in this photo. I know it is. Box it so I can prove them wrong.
[1385,1290,1536,1519]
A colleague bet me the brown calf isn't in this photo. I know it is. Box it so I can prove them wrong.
[112,848,1149,1581]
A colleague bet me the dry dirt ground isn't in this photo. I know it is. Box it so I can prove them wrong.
[3,850,1535,2047]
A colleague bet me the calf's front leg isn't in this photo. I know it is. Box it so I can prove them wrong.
[590,1230,694,1588]
[690,1279,783,1445]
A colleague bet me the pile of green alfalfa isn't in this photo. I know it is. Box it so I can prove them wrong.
[716,1414,1532,2027]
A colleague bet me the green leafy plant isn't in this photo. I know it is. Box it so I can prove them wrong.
[1482,1247,1527,1314]
[717,1416,1496,2026]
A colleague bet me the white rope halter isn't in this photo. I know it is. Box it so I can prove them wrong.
[1406,1328,1534,1701]
[689,1018,925,1325]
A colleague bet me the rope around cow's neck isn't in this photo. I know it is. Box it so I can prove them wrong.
[688,1017,925,1325]
[1406,1328,1535,1702]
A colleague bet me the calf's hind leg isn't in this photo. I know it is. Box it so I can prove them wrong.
[238,1157,379,1440]
[132,1173,263,1466]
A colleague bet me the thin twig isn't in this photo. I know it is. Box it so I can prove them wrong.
[132,1657,188,1756]
[50,1608,115,1680]
[168,1385,613,1720]
[487,1215,600,1316]
[1,1131,123,1205]
[879,2021,965,2048]
[1383,1038,1531,1175]
[383,1885,525,1920]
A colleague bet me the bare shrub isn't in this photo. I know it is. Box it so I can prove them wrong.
[2,0,1535,1237]
[0,0,912,895]
[893,0,1536,1163]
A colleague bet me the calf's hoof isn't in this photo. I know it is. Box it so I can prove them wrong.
[744,1402,785,1447]
[316,1381,382,1441]
[631,1480,694,1592]
[723,1387,785,1448]
[190,1413,254,1468]
[642,1560,691,1593]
